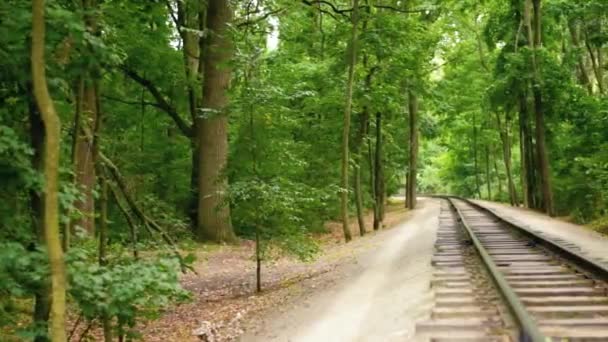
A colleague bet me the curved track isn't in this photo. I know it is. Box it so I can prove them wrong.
[417,197,608,341]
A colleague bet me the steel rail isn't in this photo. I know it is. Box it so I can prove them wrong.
[453,195,608,281]
[446,197,546,342]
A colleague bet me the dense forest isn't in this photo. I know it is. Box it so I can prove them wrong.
[1,0,606,340]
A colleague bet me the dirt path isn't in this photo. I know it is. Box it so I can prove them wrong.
[241,198,439,342]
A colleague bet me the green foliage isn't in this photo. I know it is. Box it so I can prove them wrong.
[68,249,189,339]
[230,178,320,260]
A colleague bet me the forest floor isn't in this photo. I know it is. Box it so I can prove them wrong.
[239,198,438,341]
[139,199,431,341]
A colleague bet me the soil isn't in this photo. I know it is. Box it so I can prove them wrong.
[138,199,436,341]
[240,198,438,342]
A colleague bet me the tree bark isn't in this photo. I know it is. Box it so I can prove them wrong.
[406,89,418,209]
[72,0,100,236]
[28,86,51,342]
[177,0,203,230]
[495,112,518,205]
[525,0,554,215]
[584,30,604,95]
[72,82,99,235]
[354,107,368,236]
[340,0,359,242]
[197,0,236,242]
[485,145,492,200]
[31,0,67,339]
[373,111,384,229]
[472,113,482,198]
[568,20,593,94]
[98,178,113,342]
[353,60,373,236]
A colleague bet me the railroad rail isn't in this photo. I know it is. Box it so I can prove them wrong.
[416,196,608,341]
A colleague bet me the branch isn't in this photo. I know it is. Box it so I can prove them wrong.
[98,151,194,273]
[301,0,431,16]
[104,175,139,259]
[236,7,286,28]
[120,65,193,137]
[165,0,180,34]
[301,0,349,20]
[102,94,160,108]
[372,4,430,13]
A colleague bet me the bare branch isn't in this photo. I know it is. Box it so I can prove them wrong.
[236,7,286,28]
[120,65,193,137]
[102,94,160,108]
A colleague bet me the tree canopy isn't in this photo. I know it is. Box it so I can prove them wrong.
[0,0,606,340]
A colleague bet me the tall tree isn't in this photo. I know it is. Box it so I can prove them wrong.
[340,0,360,242]
[406,88,418,209]
[31,0,67,339]
[525,0,554,215]
[72,0,101,236]
[197,0,236,242]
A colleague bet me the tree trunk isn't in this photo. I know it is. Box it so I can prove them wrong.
[406,89,418,209]
[196,0,236,242]
[354,108,368,236]
[485,145,492,200]
[568,20,593,94]
[353,61,373,236]
[472,113,482,198]
[73,82,99,235]
[339,0,359,242]
[495,112,518,205]
[367,117,377,225]
[28,87,51,342]
[584,29,604,95]
[31,0,67,339]
[519,92,537,209]
[255,227,261,292]
[177,0,203,230]
[526,0,554,215]
[72,0,100,236]
[98,178,113,342]
[373,111,384,229]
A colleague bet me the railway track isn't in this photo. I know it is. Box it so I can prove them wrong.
[416,197,608,341]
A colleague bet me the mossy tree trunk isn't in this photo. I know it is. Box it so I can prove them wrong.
[31,0,67,339]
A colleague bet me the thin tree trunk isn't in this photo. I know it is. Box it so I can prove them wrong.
[197,0,236,242]
[485,145,492,200]
[367,118,377,224]
[568,20,593,94]
[519,105,529,208]
[353,60,373,236]
[598,47,604,95]
[29,87,51,342]
[73,0,100,236]
[31,0,67,339]
[340,0,359,242]
[177,0,203,230]
[493,148,502,196]
[354,108,368,236]
[526,0,554,215]
[255,227,261,292]
[585,30,604,95]
[495,112,518,205]
[98,178,113,342]
[472,113,482,198]
[406,89,418,209]
[373,111,384,229]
